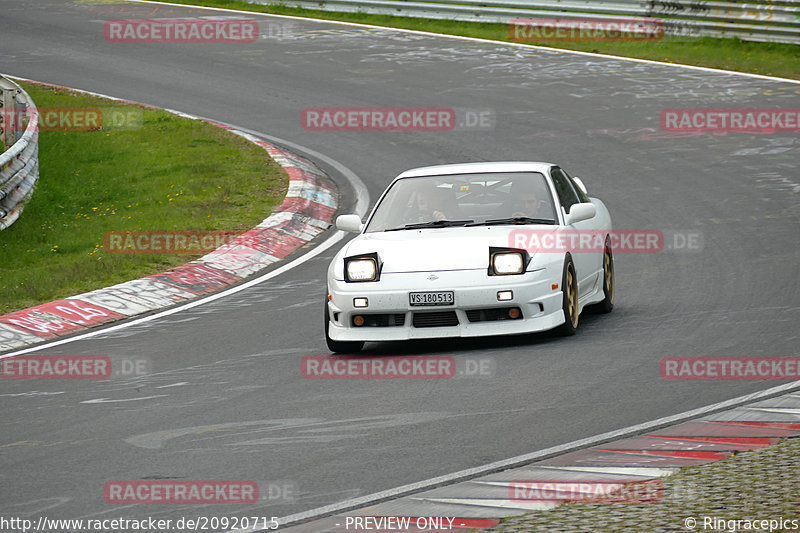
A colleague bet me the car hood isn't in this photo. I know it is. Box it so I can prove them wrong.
[342,226,558,273]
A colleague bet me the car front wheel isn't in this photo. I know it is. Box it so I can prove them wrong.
[557,255,579,336]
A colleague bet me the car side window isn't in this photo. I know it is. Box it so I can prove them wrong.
[550,167,580,214]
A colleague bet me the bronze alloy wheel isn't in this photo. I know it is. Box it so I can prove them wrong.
[558,256,579,336]
[604,246,615,306]
[566,265,578,329]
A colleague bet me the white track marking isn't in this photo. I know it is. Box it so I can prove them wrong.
[746,407,800,415]
[534,466,678,477]
[81,395,168,404]
[410,497,558,511]
[155,382,190,388]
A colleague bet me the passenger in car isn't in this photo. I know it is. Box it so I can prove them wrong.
[413,185,457,222]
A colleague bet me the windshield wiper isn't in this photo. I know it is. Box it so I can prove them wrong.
[467,217,556,226]
[385,219,474,231]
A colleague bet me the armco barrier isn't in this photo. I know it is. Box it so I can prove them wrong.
[248,0,800,44]
[0,75,39,230]
[0,80,338,353]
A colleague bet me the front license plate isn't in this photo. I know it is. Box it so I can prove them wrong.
[409,291,454,307]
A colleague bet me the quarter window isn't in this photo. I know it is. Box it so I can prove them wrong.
[563,169,590,203]
[550,167,580,214]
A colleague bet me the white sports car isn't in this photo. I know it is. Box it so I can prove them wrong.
[325,162,614,353]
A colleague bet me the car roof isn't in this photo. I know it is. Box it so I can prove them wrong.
[395,161,555,179]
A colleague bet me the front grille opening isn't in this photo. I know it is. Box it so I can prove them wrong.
[351,313,406,327]
[466,307,523,323]
[412,311,459,328]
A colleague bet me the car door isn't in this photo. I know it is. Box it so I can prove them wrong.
[550,167,600,297]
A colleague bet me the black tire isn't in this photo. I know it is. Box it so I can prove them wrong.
[595,238,615,314]
[324,297,364,354]
[557,255,579,336]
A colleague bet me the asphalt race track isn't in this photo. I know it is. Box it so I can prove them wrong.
[1,0,799,527]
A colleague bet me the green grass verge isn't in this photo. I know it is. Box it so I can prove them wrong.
[152,0,800,80]
[0,82,287,313]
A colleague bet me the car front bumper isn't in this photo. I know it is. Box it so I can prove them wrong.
[327,268,565,341]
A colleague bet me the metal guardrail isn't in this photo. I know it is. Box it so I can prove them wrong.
[0,75,39,231]
[250,0,800,43]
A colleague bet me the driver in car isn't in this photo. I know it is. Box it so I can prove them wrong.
[502,181,550,219]
[413,185,456,222]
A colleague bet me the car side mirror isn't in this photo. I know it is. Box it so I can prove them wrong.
[565,202,596,225]
[573,177,588,195]
[336,214,364,233]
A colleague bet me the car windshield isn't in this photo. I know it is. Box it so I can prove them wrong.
[365,172,557,232]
